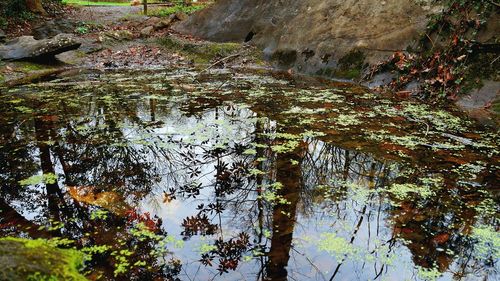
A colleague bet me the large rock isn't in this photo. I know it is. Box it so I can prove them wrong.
[32,19,77,39]
[0,34,81,61]
[175,0,438,75]
[140,26,154,37]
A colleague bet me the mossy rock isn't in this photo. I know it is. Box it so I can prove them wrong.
[333,50,366,80]
[158,35,244,63]
[0,237,86,281]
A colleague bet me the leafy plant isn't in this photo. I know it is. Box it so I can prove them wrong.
[370,0,499,101]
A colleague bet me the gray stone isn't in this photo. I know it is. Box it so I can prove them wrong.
[154,18,173,30]
[140,26,154,37]
[363,72,395,88]
[32,19,77,39]
[175,0,438,75]
[143,17,161,27]
[0,34,81,61]
[456,80,500,110]
[55,50,86,65]
[98,30,134,43]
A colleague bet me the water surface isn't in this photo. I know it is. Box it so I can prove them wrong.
[0,68,498,280]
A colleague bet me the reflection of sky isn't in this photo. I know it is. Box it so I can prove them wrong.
[1,71,497,281]
[130,103,432,280]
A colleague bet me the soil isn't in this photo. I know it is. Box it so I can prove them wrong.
[0,4,265,83]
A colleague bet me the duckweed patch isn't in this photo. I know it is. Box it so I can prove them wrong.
[0,67,498,281]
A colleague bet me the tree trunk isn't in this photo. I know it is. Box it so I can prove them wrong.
[26,0,47,16]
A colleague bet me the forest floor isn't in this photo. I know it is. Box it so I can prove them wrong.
[0,3,265,86]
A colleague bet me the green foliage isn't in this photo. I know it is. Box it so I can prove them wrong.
[375,0,499,101]
[75,26,89,34]
[0,0,34,27]
[151,4,205,17]
[62,0,131,6]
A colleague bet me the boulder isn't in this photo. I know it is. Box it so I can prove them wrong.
[32,19,77,39]
[0,34,81,61]
[175,0,439,75]
[140,26,154,37]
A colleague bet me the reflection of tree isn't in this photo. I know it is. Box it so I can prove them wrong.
[266,135,305,281]
[0,88,185,280]
[388,170,497,277]
[1,75,498,280]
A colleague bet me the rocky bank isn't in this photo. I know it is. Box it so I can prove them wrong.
[175,0,441,75]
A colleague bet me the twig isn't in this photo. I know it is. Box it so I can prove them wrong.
[488,1,500,7]
[491,55,500,65]
[198,53,242,75]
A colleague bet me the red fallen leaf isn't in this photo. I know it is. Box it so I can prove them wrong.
[444,71,453,83]
[401,228,414,234]
[432,233,450,244]
[452,35,459,46]
[395,90,412,99]
[443,155,468,165]
[40,115,59,122]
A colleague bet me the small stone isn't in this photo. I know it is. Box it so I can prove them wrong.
[154,18,173,30]
[140,26,154,37]
[143,17,161,27]
[174,12,189,22]
[100,30,133,42]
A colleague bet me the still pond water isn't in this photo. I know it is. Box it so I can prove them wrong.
[0,68,498,280]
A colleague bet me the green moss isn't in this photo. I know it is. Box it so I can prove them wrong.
[158,36,243,63]
[0,237,86,281]
[16,62,47,72]
[271,49,297,67]
[491,98,500,115]
[333,50,366,79]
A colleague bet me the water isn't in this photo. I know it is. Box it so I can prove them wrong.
[0,68,498,280]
